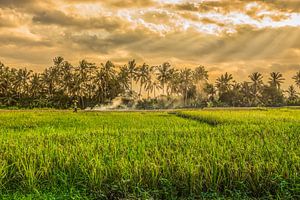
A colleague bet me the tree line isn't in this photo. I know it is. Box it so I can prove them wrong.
[0,57,300,109]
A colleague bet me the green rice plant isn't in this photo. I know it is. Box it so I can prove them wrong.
[0,109,299,199]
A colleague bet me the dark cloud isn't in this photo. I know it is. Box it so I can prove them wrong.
[261,0,300,12]
[69,27,157,53]
[0,0,35,7]
[0,33,51,47]
[101,0,154,8]
[270,63,300,72]
[171,0,300,13]
[32,10,123,31]
[0,0,299,87]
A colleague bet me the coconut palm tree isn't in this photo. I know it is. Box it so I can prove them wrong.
[286,85,298,101]
[249,72,263,105]
[60,61,74,97]
[215,72,234,105]
[100,60,116,101]
[14,68,32,99]
[136,63,151,99]
[156,62,172,96]
[152,81,162,99]
[29,73,41,98]
[240,81,252,106]
[204,83,217,102]
[127,59,138,93]
[179,68,194,105]
[293,71,300,88]
[118,65,130,93]
[249,72,263,89]
[268,72,285,89]
[75,60,96,108]
[168,69,180,96]
[215,72,233,93]
[193,66,208,83]
[41,67,56,98]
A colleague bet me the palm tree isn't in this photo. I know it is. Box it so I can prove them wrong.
[29,73,41,98]
[168,70,180,96]
[127,59,138,93]
[136,63,151,99]
[249,72,263,88]
[204,83,217,102]
[14,68,32,98]
[249,72,263,105]
[41,67,56,98]
[179,68,194,105]
[100,60,116,101]
[0,67,17,106]
[268,72,285,89]
[215,72,233,93]
[60,61,74,97]
[152,81,162,99]
[293,71,300,88]
[145,79,154,99]
[75,60,96,108]
[193,66,208,83]
[156,62,172,96]
[286,85,298,101]
[118,65,130,93]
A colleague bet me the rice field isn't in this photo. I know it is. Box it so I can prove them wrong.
[0,109,299,199]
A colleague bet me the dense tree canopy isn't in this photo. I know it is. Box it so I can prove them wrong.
[0,57,299,109]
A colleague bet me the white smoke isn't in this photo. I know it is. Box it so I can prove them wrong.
[87,97,126,111]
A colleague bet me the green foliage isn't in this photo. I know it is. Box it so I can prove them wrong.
[0,109,299,199]
[0,58,300,109]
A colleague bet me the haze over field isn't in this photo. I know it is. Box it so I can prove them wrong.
[0,0,300,86]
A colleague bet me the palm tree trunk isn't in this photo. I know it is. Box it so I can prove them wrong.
[130,76,133,92]
[139,82,142,99]
[185,87,188,106]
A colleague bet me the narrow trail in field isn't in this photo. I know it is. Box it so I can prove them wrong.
[168,111,220,126]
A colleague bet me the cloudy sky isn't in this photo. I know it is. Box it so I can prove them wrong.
[0,0,300,86]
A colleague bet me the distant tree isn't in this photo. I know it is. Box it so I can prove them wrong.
[193,66,208,83]
[127,60,138,93]
[249,72,263,105]
[29,73,41,99]
[156,62,172,96]
[286,85,298,102]
[215,72,233,105]
[216,72,233,93]
[152,81,162,99]
[293,71,300,88]
[261,85,285,106]
[239,81,252,107]
[75,60,96,108]
[204,83,217,102]
[179,68,194,105]
[168,70,180,97]
[100,61,116,102]
[269,72,285,89]
[136,63,151,99]
[15,68,32,99]
[0,58,298,109]
[118,65,130,93]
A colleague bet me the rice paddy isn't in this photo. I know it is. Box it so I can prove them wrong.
[0,109,299,199]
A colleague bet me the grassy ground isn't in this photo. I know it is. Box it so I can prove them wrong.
[0,109,299,199]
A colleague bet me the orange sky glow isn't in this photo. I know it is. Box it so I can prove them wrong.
[0,0,300,87]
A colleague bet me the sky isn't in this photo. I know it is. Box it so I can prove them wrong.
[0,0,300,86]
